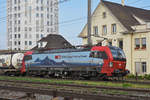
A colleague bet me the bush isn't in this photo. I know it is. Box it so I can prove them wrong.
[143,74,150,80]
[125,74,136,79]
[126,74,150,80]
[122,83,132,88]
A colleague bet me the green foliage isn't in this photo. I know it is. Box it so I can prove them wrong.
[143,74,150,80]
[125,74,135,79]
[0,76,150,89]
[122,83,132,88]
[126,74,150,80]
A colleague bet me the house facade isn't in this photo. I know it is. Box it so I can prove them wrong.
[79,0,150,75]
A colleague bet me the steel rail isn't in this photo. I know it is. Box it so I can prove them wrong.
[0,85,149,100]
[0,79,150,93]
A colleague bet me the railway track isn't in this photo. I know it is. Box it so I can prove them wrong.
[0,80,149,100]
[0,79,150,93]
[23,75,150,85]
[1,72,150,85]
[31,76,150,85]
[1,74,150,85]
[110,79,150,85]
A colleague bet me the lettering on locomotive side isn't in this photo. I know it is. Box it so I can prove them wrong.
[55,55,88,59]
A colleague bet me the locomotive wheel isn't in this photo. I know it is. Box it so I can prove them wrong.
[4,71,10,76]
[97,74,108,81]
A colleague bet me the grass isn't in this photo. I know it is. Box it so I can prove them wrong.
[0,76,150,89]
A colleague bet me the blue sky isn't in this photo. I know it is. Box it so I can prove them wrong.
[0,0,150,50]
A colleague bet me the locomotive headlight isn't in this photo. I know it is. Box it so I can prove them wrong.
[109,62,113,67]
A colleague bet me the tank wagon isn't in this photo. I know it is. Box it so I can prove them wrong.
[0,53,24,75]
[24,46,129,79]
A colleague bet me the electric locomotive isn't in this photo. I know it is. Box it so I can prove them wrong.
[23,46,129,79]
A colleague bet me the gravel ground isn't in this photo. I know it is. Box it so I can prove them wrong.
[0,90,83,100]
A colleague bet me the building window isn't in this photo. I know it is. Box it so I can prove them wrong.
[25,33,27,38]
[36,20,39,32]
[102,25,107,35]
[47,7,49,11]
[41,14,43,18]
[25,20,27,25]
[135,38,140,49]
[14,41,17,45]
[18,34,21,38]
[29,27,32,31]
[36,6,39,11]
[14,0,17,4]
[29,41,32,45]
[18,41,21,45]
[15,20,17,24]
[36,13,39,17]
[18,20,21,24]
[14,34,17,38]
[14,27,17,32]
[25,27,27,31]
[112,24,117,34]
[119,40,123,49]
[108,41,112,46]
[47,14,49,18]
[47,1,49,5]
[36,34,39,38]
[14,13,17,18]
[47,28,49,32]
[135,62,147,74]
[47,21,49,26]
[142,62,146,73]
[18,6,20,10]
[141,37,146,49]
[18,13,21,17]
[41,34,44,38]
[51,8,53,12]
[14,6,17,11]
[41,6,43,11]
[36,0,38,3]
[102,12,106,18]
[18,27,20,32]
[18,0,20,4]
[25,41,27,45]
[93,26,98,36]
[41,0,43,4]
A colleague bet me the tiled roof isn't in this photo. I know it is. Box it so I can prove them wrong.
[79,0,150,38]
[32,34,74,50]
[102,0,150,31]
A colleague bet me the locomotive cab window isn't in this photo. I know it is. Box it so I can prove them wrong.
[90,51,108,59]
[24,55,32,61]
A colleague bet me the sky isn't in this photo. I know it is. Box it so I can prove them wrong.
[0,0,150,50]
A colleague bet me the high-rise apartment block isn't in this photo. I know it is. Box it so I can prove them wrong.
[7,0,59,50]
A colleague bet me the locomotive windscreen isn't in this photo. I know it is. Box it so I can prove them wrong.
[24,55,32,61]
[109,46,126,61]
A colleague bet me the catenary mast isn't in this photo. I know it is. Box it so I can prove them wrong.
[87,0,92,46]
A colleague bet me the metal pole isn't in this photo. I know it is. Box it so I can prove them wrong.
[87,0,92,46]
[122,0,125,6]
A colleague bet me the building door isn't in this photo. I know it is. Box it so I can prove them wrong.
[135,62,141,74]
[119,40,123,49]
